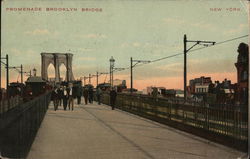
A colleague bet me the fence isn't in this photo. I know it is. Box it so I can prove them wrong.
[100,92,248,152]
[0,91,51,158]
[0,96,23,114]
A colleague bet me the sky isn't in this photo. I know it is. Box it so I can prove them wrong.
[1,0,249,90]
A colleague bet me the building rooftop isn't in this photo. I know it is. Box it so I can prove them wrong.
[26,76,46,83]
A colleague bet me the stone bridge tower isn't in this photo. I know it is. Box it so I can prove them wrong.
[41,53,74,82]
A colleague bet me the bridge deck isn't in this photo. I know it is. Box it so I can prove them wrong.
[27,100,246,159]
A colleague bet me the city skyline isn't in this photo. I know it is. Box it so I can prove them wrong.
[1,0,249,90]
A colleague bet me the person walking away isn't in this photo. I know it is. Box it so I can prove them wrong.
[68,85,74,111]
[83,88,89,105]
[52,87,59,111]
[96,87,102,105]
[88,87,94,104]
[110,88,117,110]
[58,86,63,106]
[76,86,83,105]
[62,86,68,110]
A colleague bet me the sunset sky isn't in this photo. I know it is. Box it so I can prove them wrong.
[1,0,249,90]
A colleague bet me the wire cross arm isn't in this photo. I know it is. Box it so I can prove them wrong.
[113,67,126,71]
[100,72,109,75]
[132,60,151,67]
[186,40,215,52]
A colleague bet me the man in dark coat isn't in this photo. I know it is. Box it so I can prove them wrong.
[52,87,59,111]
[58,86,63,106]
[76,86,83,105]
[83,88,89,105]
[110,88,117,110]
[62,86,68,110]
[67,85,74,111]
[88,87,94,104]
[96,87,102,105]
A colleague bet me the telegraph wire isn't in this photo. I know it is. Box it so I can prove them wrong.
[132,34,249,69]
[87,34,249,76]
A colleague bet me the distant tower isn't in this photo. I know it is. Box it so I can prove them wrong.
[235,43,249,105]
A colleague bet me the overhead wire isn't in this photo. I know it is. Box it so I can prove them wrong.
[87,34,249,77]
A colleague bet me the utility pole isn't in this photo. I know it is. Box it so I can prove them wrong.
[183,34,215,100]
[184,35,187,100]
[130,57,133,93]
[6,54,9,91]
[21,64,23,83]
[96,71,99,87]
[130,57,150,93]
[89,74,92,84]
[0,1,2,88]
[83,76,87,86]
[9,65,24,83]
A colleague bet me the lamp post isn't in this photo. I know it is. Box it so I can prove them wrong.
[21,65,23,83]
[130,57,150,93]
[109,56,115,87]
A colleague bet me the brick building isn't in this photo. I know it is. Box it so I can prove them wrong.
[188,76,212,95]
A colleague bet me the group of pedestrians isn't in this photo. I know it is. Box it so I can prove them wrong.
[51,85,118,111]
[51,85,75,111]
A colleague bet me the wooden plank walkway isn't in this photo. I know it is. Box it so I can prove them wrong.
[27,100,246,159]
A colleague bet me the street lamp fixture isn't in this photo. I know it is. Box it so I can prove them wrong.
[109,56,115,68]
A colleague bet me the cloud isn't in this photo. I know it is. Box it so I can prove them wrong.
[163,18,185,25]
[76,33,107,39]
[9,48,21,55]
[133,42,141,47]
[24,29,59,37]
[223,23,248,35]
[25,29,50,35]
[78,48,95,52]
[190,22,217,31]
[155,63,182,72]
[121,43,129,48]
[8,48,36,57]
[78,57,96,61]
[162,18,217,32]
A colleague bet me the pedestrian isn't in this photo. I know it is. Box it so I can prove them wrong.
[62,86,68,110]
[110,88,117,110]
[96,87,102,105]
[67,84,74,111]
[83,87,89,105]
[58,86,63,106]
[76,86,83,105]
[52,87,59,111]
[88,87,94,104]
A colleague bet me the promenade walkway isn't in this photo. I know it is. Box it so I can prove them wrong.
[27,100,246,159]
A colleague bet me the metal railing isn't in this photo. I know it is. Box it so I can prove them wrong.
[0,91,51,158]
[0,96,23,114]
[100,92,248,152]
